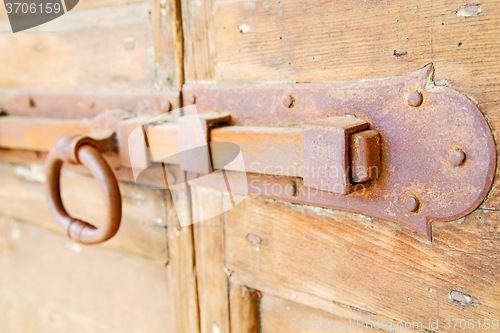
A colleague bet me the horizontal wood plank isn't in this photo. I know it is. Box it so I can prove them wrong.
[223,192,500,332]
[261,293,385,333]
[0,216,171,333]
[0,160,168,264]
[0,3,159,90]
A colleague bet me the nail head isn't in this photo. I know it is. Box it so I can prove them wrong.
[285,181,298,197]
[407,91,423,107]
[282,93,295,108]
[404,196,420,213]
[449,149,466,166]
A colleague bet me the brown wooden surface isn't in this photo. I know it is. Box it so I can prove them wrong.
[0,0,146,20]
[192,186,230,333]
[0,216,171,333]
[180,0,216,82]
[261,293,380,333]
[149,0,184,91]
[166,190,200,333]
[0,160,168,264]
[229,283,260,333]
[223,192,500,333]
[0,2,157,90]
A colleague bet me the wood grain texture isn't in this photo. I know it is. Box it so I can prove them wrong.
[210,0,499,106]
[229,283,260,333]
[223,193,500,333]
[0,216,171,333]
[0,161,168,264]
[180,0,217,82]
[261,293,379,333]
[192,186,230,333]
[0,3,157,90]
[149,0,184,90]
[165,190,200,333]
[0,0,146,20]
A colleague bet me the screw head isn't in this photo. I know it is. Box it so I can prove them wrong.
[404,196,420,213]
[187,94,196,105]
[407,91,423,107]
[282,93,295,108]
[449,149,466,166]
[285,181,298,197]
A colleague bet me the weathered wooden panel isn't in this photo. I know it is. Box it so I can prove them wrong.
[223,192,500,332]
[180,0,216,82]
[0,217,171,333]
[261,293,378,333]
[165,190,200,333]
[209,0,499,106]
[229,283,260,333]
[0,3,157,90]
[0,0,146,20]
[192,186,230,333]
[0,161,168,264]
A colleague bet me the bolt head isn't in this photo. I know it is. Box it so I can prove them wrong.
[187,94,196,105]
[285,182,298,197]
[404,196,420,213]
[282,93,295,108]
[449,149,466,166]
[407,91,423,107]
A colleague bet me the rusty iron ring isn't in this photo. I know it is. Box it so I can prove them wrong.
[45,134,122,244]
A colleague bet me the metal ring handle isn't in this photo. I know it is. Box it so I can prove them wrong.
[45,134,122,244]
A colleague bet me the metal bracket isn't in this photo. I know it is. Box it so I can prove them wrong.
[183,64,496,240]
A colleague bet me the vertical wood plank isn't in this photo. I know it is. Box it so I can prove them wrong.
[180,0,217,82]
[149,0,185,91]
[229,283,261,333]
[165,189,200,333]
[192,186,230,333]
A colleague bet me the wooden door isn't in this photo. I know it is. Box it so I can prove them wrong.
[183,0,500,332]
[1,0,499,332]
[0,1,198,332]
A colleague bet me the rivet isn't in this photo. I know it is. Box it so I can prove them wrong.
[407,91,423,107]
[187,94,196,105]
[285,181,298,197]
[404,196,420,213]
[282,93,295,108]
[449,149,466,166]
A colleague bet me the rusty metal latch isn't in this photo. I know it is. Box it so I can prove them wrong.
[0,64,494,241]
[181,64,496,240]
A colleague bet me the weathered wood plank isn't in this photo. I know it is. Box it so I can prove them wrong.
[192,186,230,333]
[149,0,184,90]
[0,0,146,20]
[210,0,500,107]
[0,3,158,90]
[260,293,382,333]
[229,283,260,333]
[0,161,168,264]
[224,193,500,332]
[180,0,216,82]
[165,189,200,333]
[0,216,171,333]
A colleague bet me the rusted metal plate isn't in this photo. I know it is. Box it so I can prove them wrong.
[0,89,180,119]
[184,64,497,240]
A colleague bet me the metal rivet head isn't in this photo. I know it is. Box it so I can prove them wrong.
[285,181,298,197]
[187,94,196,105]
[407,91,423,107]
[449,149,466,166]
[282,93,295,108]
[404,196,420,213]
